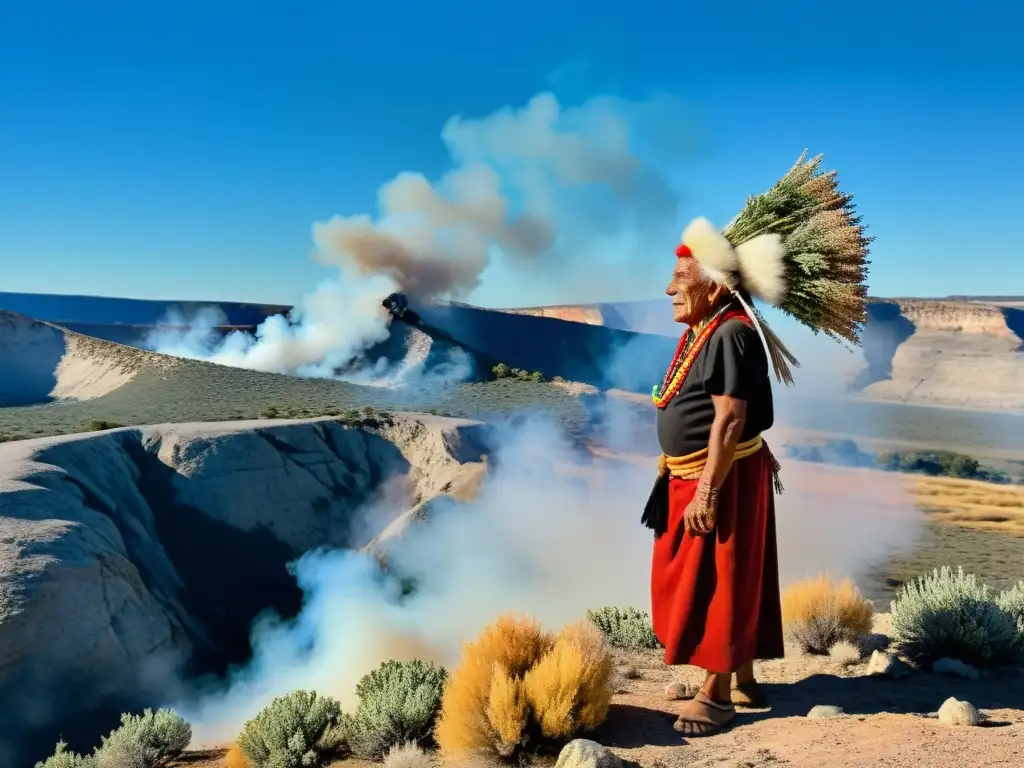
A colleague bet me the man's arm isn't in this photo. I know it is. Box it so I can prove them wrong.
[700,394,748,494]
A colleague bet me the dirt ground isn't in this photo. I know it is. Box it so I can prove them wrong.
[170,616,1024,768]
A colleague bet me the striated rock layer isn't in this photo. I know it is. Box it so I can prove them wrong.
[0,414,489,765]
[860,300,1024,411]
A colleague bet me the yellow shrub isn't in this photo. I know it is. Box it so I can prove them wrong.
[782,574,874,654]
[224,743,250,768]
[557,620,613,729]
[434,614,613,764]
[486,664,529,757]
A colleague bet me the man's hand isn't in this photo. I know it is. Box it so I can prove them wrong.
[684,483,719,535]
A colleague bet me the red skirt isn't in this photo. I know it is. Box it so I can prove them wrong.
[650,446,785,672]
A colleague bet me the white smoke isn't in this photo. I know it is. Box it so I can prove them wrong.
[144,91,683,378]
[179,407,921,746]
[181,415,654,743]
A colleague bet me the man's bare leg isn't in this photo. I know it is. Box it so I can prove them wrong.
[731,661,768,707]
[673,670,736,736]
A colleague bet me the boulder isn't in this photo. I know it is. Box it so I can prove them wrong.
[937,697,981,726]
[555,739,623,768]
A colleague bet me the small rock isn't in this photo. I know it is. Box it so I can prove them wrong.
[933,657,980,680]
[867,649,909,678]
[615,663,640,680]
[665,681,690,700]
[807,704,845,719]
[555,739,623,768]
[937,697,981,726]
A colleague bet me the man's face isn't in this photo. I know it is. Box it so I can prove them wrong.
[667,257,719,325]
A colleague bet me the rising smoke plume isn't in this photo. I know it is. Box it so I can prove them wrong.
[145,91,684,377]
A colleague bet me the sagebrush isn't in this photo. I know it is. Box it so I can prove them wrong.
[34,741,96,768]
[781,575,874,654]
[585,606,661,651]
[996,581,1024,638]
[236,690,346,768]
[35,709,191,768]
[97,708,191,767]
[890,566,1021,664]
[434,614,612,763]
[343,659,448,759]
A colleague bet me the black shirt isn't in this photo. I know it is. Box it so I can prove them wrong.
[656,316,775,458]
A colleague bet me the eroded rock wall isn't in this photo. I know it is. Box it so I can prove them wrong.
[0,414,488,764]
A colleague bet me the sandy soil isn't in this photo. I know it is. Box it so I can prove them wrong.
[169,616,1024,768]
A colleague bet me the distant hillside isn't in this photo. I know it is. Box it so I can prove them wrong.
[3,291,1022,412]
[0,291,288,328]
[0,310,180,407]
[410,299,676,391]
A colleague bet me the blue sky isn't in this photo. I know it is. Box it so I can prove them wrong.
[2,1,1022,306]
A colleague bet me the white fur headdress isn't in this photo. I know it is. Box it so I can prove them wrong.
[676,216,794,383]
[676,217,787,306]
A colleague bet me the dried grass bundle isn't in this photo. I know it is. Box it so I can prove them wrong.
[723,151,873,383]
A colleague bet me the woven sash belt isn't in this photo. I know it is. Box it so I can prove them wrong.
[657,435,766,480]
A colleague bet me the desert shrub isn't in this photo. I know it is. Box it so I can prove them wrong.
[890,566,1020,665]
[86,419,125,431]
[585,606,661,651]
[224,744,250,768]
[236,690,346,768]
[95,708,191,767]
[35,741,96,768]
[382,741,437,768]
[996,581,1024,638]
[781,575,874,655]
[434,614,613,764]
[343,659,448,759]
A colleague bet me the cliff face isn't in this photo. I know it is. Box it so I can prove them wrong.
[0,415,489,765]
[860,300,1024,411]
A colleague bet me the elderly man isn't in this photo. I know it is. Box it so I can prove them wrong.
[644,217,786,737]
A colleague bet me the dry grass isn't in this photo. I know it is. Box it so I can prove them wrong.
[382,742,438,768]
[913,475,1024,536]
[223,744,249,768]
[434,614,613,765]
[782,575,875,655]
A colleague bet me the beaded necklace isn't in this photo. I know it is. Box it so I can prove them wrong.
[651,304,747,409]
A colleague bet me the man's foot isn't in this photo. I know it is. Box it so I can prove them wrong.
[672,692,736,736]
[666,681,768,708]
[730,680,768,708]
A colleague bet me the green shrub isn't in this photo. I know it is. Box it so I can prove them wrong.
[585,606,662,652]
[35,741,96,768]
[997,581,1024,638]
[96,708,191,767]
[343,660,448,760]
[85,420,125,432]
[237,690,346,768]
[890,566,1020,665]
